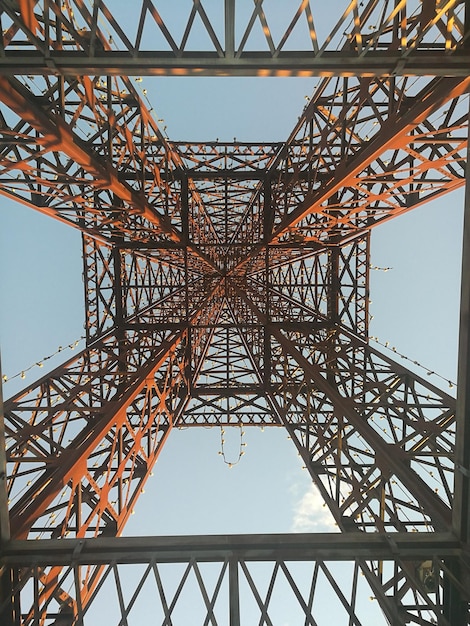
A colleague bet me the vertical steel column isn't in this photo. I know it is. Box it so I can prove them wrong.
[455,1,470,546]
[263,178,272,392]
[450,98,470,623]
[327,196,340,328]
[229,558,240,626]
[448,6,470,622]
[327,246,340,326]
[0,570,18,626]
[112,212,125,344]
[0,357,9,543]
[0,356,15,626]
[225,0,235,60]
[181,175,193,396]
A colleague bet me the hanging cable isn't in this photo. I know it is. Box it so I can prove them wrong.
[218,425,246,468]
[2,337,85,384]
[369,336,456,389]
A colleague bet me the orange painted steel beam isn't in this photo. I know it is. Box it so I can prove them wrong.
[0,76,180,242]
[0,75,222,274]
[270,76,470,243]
[6,276,226,540]
[223,76,470,279]
[8,332,184,540]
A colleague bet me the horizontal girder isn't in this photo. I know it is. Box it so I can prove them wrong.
[0,0,468,77]
[1,532,462,564]
[1,533,468,626]
[2,50,470,77]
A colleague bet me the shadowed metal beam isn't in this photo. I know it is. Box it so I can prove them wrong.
[0,532,462,565]
[1,50,470,77]
[455,104,470,551]
[1,0,467,78]
[0,358,9,544]
[452,100,470,621]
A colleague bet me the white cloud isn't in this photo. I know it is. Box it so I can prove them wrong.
[291,484,338,532]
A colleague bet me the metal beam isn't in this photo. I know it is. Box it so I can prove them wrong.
[1,0,468,78]
[6,331,184,539]
[0,1,469,622]
[0,357,9,545]
[269,76,470,243]
[273,328,453,530]
[0,76,180,242]
[455,103,470,550]
[235,286,455,532]
[0,532,461,565]
[451,99,470,622]
[1,50,470,77]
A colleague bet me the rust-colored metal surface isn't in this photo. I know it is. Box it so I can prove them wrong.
[0,2,469,624]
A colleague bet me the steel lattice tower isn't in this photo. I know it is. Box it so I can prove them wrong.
[0,1,469,624]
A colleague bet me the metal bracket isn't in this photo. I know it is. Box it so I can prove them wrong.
[72,540,85,562]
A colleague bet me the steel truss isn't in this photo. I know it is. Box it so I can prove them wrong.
[0,1,470,625]
[0,533,465,625]
[0,0,469,76]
